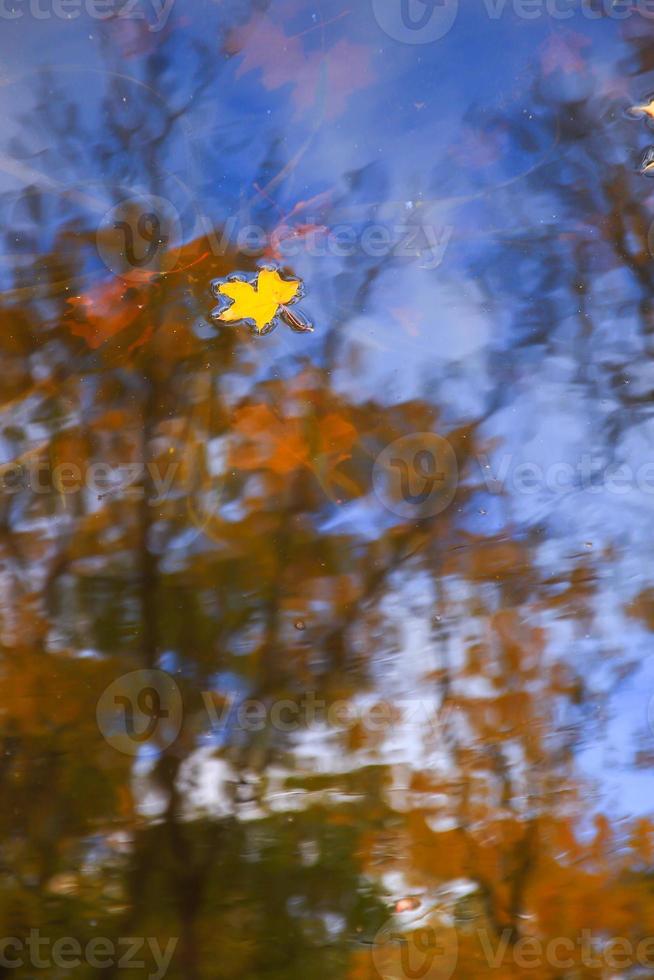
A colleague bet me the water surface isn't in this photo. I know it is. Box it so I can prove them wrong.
[1,1,654,978]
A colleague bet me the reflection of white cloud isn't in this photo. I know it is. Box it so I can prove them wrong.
[333,271,492,406]
[176,749,236,820]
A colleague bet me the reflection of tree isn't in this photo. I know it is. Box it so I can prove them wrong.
[0,16,654,980]
[0,30,423,978]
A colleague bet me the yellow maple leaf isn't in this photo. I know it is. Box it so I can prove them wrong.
[216,269,300,333]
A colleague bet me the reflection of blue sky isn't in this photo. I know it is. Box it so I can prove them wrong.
[2,1,654,820]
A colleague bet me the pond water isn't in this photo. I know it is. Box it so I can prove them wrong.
[1,1,654,977]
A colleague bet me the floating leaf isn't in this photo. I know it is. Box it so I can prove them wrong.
[628,95,654,121]
[210,268,313,335]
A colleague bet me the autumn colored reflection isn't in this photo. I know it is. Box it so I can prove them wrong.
[0,2,654,979]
